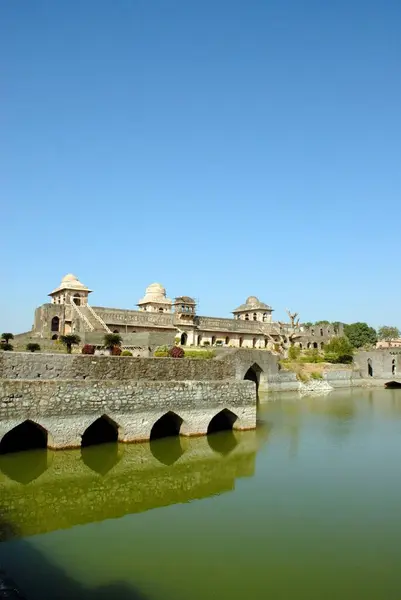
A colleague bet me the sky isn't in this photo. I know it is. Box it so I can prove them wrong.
[1,0,400,333]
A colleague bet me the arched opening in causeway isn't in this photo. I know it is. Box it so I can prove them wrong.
[81,415,118,448]
[180,332,188,346]
[0,420,48,455]
[368,358,373,377]
[244,362,263,399]
[149,412,185,465]
[150,412,183,440]
[207,409,238,435]
[51,316,60,332]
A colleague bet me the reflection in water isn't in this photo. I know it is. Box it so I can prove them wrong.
[149,436,186,465]
[81,442,123,475]
[207,430,239,456]
[0,449,51,484]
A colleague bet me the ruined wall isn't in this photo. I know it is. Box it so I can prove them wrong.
[354,350,401,380]
[0,352,234,381]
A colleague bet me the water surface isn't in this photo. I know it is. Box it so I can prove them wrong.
[1,388,401,599]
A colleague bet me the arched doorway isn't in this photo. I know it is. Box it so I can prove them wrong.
[180,332,188,346]
[197,334,202,346]
[81,415,118,447]
[313,342,318,349]
[207,409,238,434]
[225,337,230,345]
[0,421,48,455]
[211,336,216,346]
[51,316,59,332]
[368,358,373,377]
[252,338,257,348]
[239,337,243,348]
[244,363,262,399]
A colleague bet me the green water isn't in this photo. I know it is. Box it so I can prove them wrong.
[1,388,401,599]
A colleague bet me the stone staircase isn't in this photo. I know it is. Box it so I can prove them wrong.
[70,302,111,333]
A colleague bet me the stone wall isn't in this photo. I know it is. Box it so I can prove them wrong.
[0,379,256,447]
[0,352,234,381]
[354,349,401,380]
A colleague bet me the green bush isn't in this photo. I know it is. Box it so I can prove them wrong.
[324,336,354,364]
[154,350,169,357]
[288,345,301,360]
[300,349,324,364]
[310,371,323,379]
[26,343,41,353]
[121,350,133,356]
[184,349,215,359]
[0,343,13,351]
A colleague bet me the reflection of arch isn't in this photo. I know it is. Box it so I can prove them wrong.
[367,358,373,377]
[180,332,188,346]
[51,316,60,332]
[81,443,122,475]
[208,409,238,434]
[0,420,48,455]
[81,415,119,448]
[150,411,183,440]
[150,436,185,465]
[73,294,81,306]
[0,450,50,484]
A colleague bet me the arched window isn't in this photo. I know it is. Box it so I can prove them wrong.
[245,314,249,321]
[51,316,60,332]
[253,313,257,321]
[311,329,315,337]
[263,313,268,322]
[225,337,230,345]
[320,328,324,336]
[159,307,164,312]
[239,337,243,348]
[299,343,303,349]
[73,294,81,306]
[197,335,202,346]
[313,342,318,349]
[253,338,257,348]
[180,332,188,345]
[212,336,216,346]
[368,358,373,377]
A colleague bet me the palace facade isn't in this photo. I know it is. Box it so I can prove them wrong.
[31,274,342,351]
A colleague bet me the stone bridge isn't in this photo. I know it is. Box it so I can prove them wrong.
[0,350,280,452]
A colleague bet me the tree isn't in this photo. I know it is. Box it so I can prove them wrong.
[344,322,377,349]
[103,333,122,350]
[315,320,330,325]
[324,336,354,364]
[0,343,13,351]
[60,334,81,354]
[378,326,401,345]
[26,343,41,353]
[1,333,14,343]
[303,322,313,328]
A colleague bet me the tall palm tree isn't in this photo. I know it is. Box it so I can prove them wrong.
[60,334,81,354]
[103,333,122,350]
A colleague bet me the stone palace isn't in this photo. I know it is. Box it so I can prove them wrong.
[30,274,342,351]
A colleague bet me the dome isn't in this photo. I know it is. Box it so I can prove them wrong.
[49,273,92,295]
[137,282,172,306]
[246,296,259,305]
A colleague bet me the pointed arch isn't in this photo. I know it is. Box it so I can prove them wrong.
[81,415,119,447]
[150,411,183,440]
[207,409,238,434]
[51,316,60,332]
[0,420,48,455]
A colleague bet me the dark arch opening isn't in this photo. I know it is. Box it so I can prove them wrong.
[81,415,118,448]
[225,336,230,345]
[368,358,373,377]
[244,363,262,398]
[73,294,81,306]
[313,342,318,349]
[51,316,59,332]
[212,336,216,346]
[180,332,188,345]
[150,412,183,440]
[0,420,48,455]
[51,334,58,340]
[207,409,238,435]
[252,338,257,348]
[392,359,396,376]
[113,329,120,334]
[385,381,401,389]
[197,334,202,346]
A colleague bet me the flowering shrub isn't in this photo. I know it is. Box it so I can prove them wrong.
[169,346,184,358]
[82,344,95,355]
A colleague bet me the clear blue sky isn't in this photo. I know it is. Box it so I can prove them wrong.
[2,0,400,333]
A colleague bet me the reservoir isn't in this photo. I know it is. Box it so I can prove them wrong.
[1,388,401,599]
